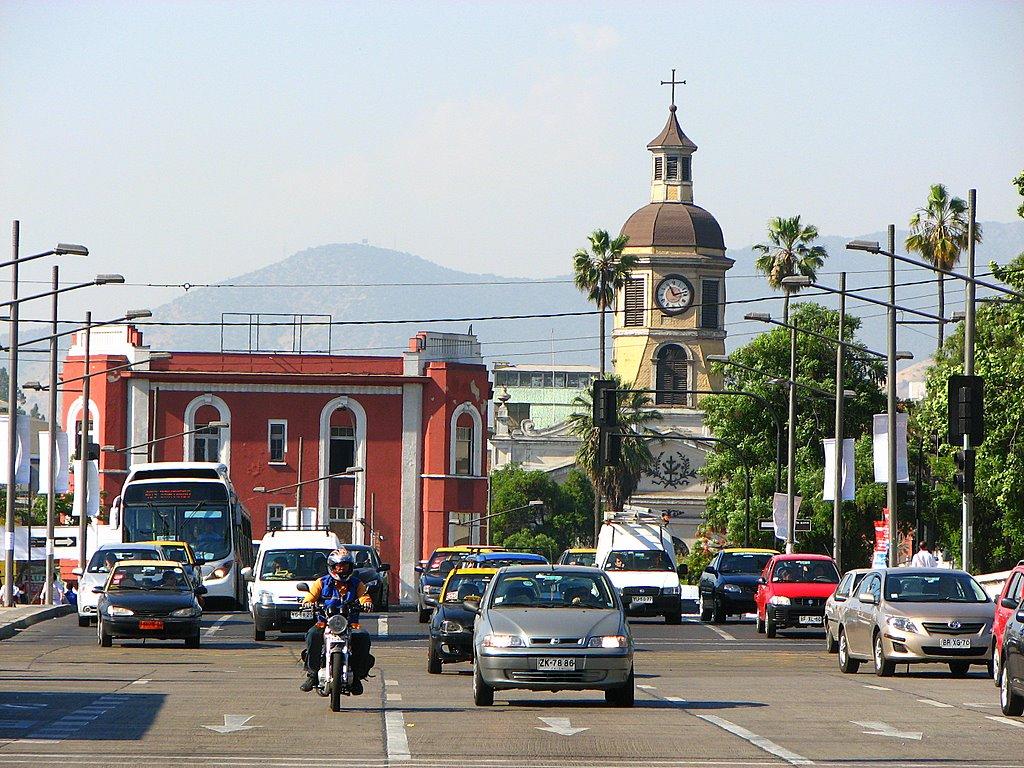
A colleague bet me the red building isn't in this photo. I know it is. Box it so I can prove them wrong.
[59,325,490,605]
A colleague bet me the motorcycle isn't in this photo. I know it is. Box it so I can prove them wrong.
[295,582,364,712]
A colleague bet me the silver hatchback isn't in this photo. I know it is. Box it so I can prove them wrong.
[469,565,634,707]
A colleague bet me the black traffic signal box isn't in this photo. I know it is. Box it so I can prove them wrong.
[947,374,984,446]
[954,448,976,494]
[592,379,618,430]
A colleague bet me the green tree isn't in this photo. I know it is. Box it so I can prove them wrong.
[573,230,637,375]
[489,465,595,550]
[567,375,662,513]
[752,216,828,322]
[905,184,983,353]
[702,303,888,566]
[0,367,27,414]
[1013,170,1024,219]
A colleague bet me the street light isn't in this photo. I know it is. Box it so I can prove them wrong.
[474,499,544,545]
[252,466,364,494]
[102,420,230,455]
[22,352,172,392]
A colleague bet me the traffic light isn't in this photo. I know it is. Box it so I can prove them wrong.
[592,379,618,429]
[947,375,984,446]
[954,448,976,494]
[599,430,622,467]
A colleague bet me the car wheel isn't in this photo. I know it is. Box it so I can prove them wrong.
[765,612,777,639]
[838,629,859,674]
[1000,658,1024,716]
[711,601,726,625]
[605,668,635,708]
[992,643,1002,687]
[97,618,112,648]
[948,661,971,677]
[824,620,838,653]
[755,613,765,634]
[473,662,494,707]
[874,632,895,677]
[427,640,442,675]
[699,595,712,622]
[78,615,90,628]
[185,630,201,649]
[254,625,266,642]
[418,608,431,624]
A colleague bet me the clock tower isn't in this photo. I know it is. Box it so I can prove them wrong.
[612,85,733,407]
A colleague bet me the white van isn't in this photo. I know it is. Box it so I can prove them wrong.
[596,511,683,624]
[242,529,341,641]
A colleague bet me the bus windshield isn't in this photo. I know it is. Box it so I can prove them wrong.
[122,482,232,562]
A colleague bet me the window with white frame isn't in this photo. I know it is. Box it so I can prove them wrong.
[192,424,221,462]
[267,504,284,531]
[455,426,473,476]
[329,426,355,474]
[328,507,355,542]
[268,420,287,463]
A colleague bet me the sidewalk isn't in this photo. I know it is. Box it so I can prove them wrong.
[0,604,75,641]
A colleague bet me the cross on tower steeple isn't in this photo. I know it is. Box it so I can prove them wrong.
[660,68,686,110]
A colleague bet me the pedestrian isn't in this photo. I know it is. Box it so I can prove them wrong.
[910,541,938,568]
[52,574,67,605]
[66,582,78,608]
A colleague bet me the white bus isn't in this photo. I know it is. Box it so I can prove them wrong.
[111,462,254,608]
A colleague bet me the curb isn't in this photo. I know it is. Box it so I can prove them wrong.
[0,604,75,641]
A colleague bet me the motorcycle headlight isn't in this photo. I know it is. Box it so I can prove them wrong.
[107,605,134,617]
[886,616,919,634]
[440,620,463,634]
[327,615,349,634]
[170,606,200,618]
[722,584,742,593]
[482,633,525,648]
[258,590,274,606]
[769,596,791,606]
[663,586,681,595]
[587,635,628,648]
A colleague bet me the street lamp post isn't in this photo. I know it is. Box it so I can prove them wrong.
[102,420,229,456]
[963,189,977,572]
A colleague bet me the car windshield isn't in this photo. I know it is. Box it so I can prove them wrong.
[603,550,673,572]
[719,553,773,574]
[259,549,331,581]
[87,548,161,574]
[475,556,545,568]
[426,552,465,573]
[884,572,989,603]
[771,560,840,583]
[157,545,190,564]
[443,573,494,603]
[560,552,596,567]
[108,564,192,592]
[346,548,376,568]
[489,572,616,609]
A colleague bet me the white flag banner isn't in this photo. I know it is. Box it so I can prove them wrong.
[72,459,100,518]
[822,438,856,501]
[38,430,70,495]
[872,413,910,483]
[0,414,32,485]
[771,492,803,540]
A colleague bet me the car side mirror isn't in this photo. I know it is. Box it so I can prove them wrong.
[1001,597,1019,610]
[757,576,766,585]
[704,566,716,576]
[295,582,311,594]
[92,586,105,594]
[71,567,83,577]
[1016,609,1024,623]
[858,592,877,605]
[240,567,253,581]
[194,558,206,566]
[463,599,481,614]
[676,563,688,578]
[195,586,208,596]
[379,563,391,572]
[414,565,424,574]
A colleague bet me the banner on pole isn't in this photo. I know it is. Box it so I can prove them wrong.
[0,414,32,485]
[72,460,100,518]
[872,413,909,483]
[38,430,70,495]
[771,492,803,540]
[822,438,856,501]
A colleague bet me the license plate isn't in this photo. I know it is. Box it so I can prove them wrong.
[537,657,577,671]
[290,610,314,620]
[798,615,823,625]
[631,596,654,604]
[940,637,972,649]
[138,620,164,630]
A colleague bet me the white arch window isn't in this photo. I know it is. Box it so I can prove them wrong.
[65,397,101,450]
[318,396,367,538]
[449,402,483,476]
[183,394,231,466]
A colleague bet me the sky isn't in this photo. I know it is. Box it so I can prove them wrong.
[2,0,1022,321]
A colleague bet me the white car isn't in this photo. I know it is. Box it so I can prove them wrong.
[242,529,341,641]
[73,543,162,627]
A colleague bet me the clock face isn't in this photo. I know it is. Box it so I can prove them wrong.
[655,275,694,315]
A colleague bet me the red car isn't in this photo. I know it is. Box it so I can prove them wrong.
[754,554,841,638]
[992,561,1024,686]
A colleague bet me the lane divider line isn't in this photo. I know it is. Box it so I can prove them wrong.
[378,617,389,638]
[204,615,233,637]
[386,693,403,702]
[987,715,1024,730]
[862,684,891,691]
[695,714,813,766]
[917,698,953,708]
[384,710,411,762]
[682,618,737,641]
[385,679,399,686]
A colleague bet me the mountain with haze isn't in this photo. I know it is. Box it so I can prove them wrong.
[140,221,1024,369]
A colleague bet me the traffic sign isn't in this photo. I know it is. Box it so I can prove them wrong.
[759,519,810,532]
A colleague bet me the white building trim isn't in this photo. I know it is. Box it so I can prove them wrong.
[142,382,402,395]
[64,397,101,445]
[449,401,484,476]
[318,396,367,542]
[182,394,232,468]
[399,383,423,606]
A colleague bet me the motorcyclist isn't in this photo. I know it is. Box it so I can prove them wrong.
[299,547,374,694]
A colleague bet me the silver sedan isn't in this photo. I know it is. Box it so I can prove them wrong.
[469,565,634,707]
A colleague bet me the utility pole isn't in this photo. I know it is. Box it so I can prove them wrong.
[44,265,59,604]
[3,221,18,608]
[786,322,797,554]
[77,313,92,572]
[886,224,898,567]
[295,436,303,522]
[832,272,846,571]
[962,189,977,572]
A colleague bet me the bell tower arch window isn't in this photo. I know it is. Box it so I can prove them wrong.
[655,344,689,406]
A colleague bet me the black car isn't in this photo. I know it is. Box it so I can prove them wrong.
[427,569,496,674]
[999,598,1024,716]
[698,549,777,623]
[345,544,391,612]
[95,561,207,648]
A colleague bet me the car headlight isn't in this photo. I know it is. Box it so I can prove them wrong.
[327,615,349,634]
[107,606,134,617]
[210,560,234,580]
[722,584,742,593]
[663,586,681,595]
[769,596,791,606]
[440,620,463,634]
[886,616,919,634]
[482,633,525,648]
[170,606,200,618]
[258,590,274,606]
[587,635,628,648]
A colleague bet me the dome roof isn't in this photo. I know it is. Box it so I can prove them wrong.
[620,202,725,250]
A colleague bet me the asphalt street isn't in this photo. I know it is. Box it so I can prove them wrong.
[1,610,1021,768]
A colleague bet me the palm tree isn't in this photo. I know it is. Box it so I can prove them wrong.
[568,375,662,514]
[752,216,828,322]
[573,230,637,375]
[905,184,983,352]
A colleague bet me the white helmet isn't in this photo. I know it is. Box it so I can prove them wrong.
[327,548,354,580]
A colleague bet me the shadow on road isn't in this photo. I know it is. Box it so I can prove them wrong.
[0,691,164,740]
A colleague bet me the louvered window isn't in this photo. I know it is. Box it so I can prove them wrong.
[654,157,663,180]
[701,280,721,329]
[681,156,691,181]
[623,278,644,327]
[655,345,689,406]
[667,156,679,180]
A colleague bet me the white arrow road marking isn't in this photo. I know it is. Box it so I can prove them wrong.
[202,715,261,734]
[852,721,922,740]
[987,715,1024,729]
[536,717,588,736]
